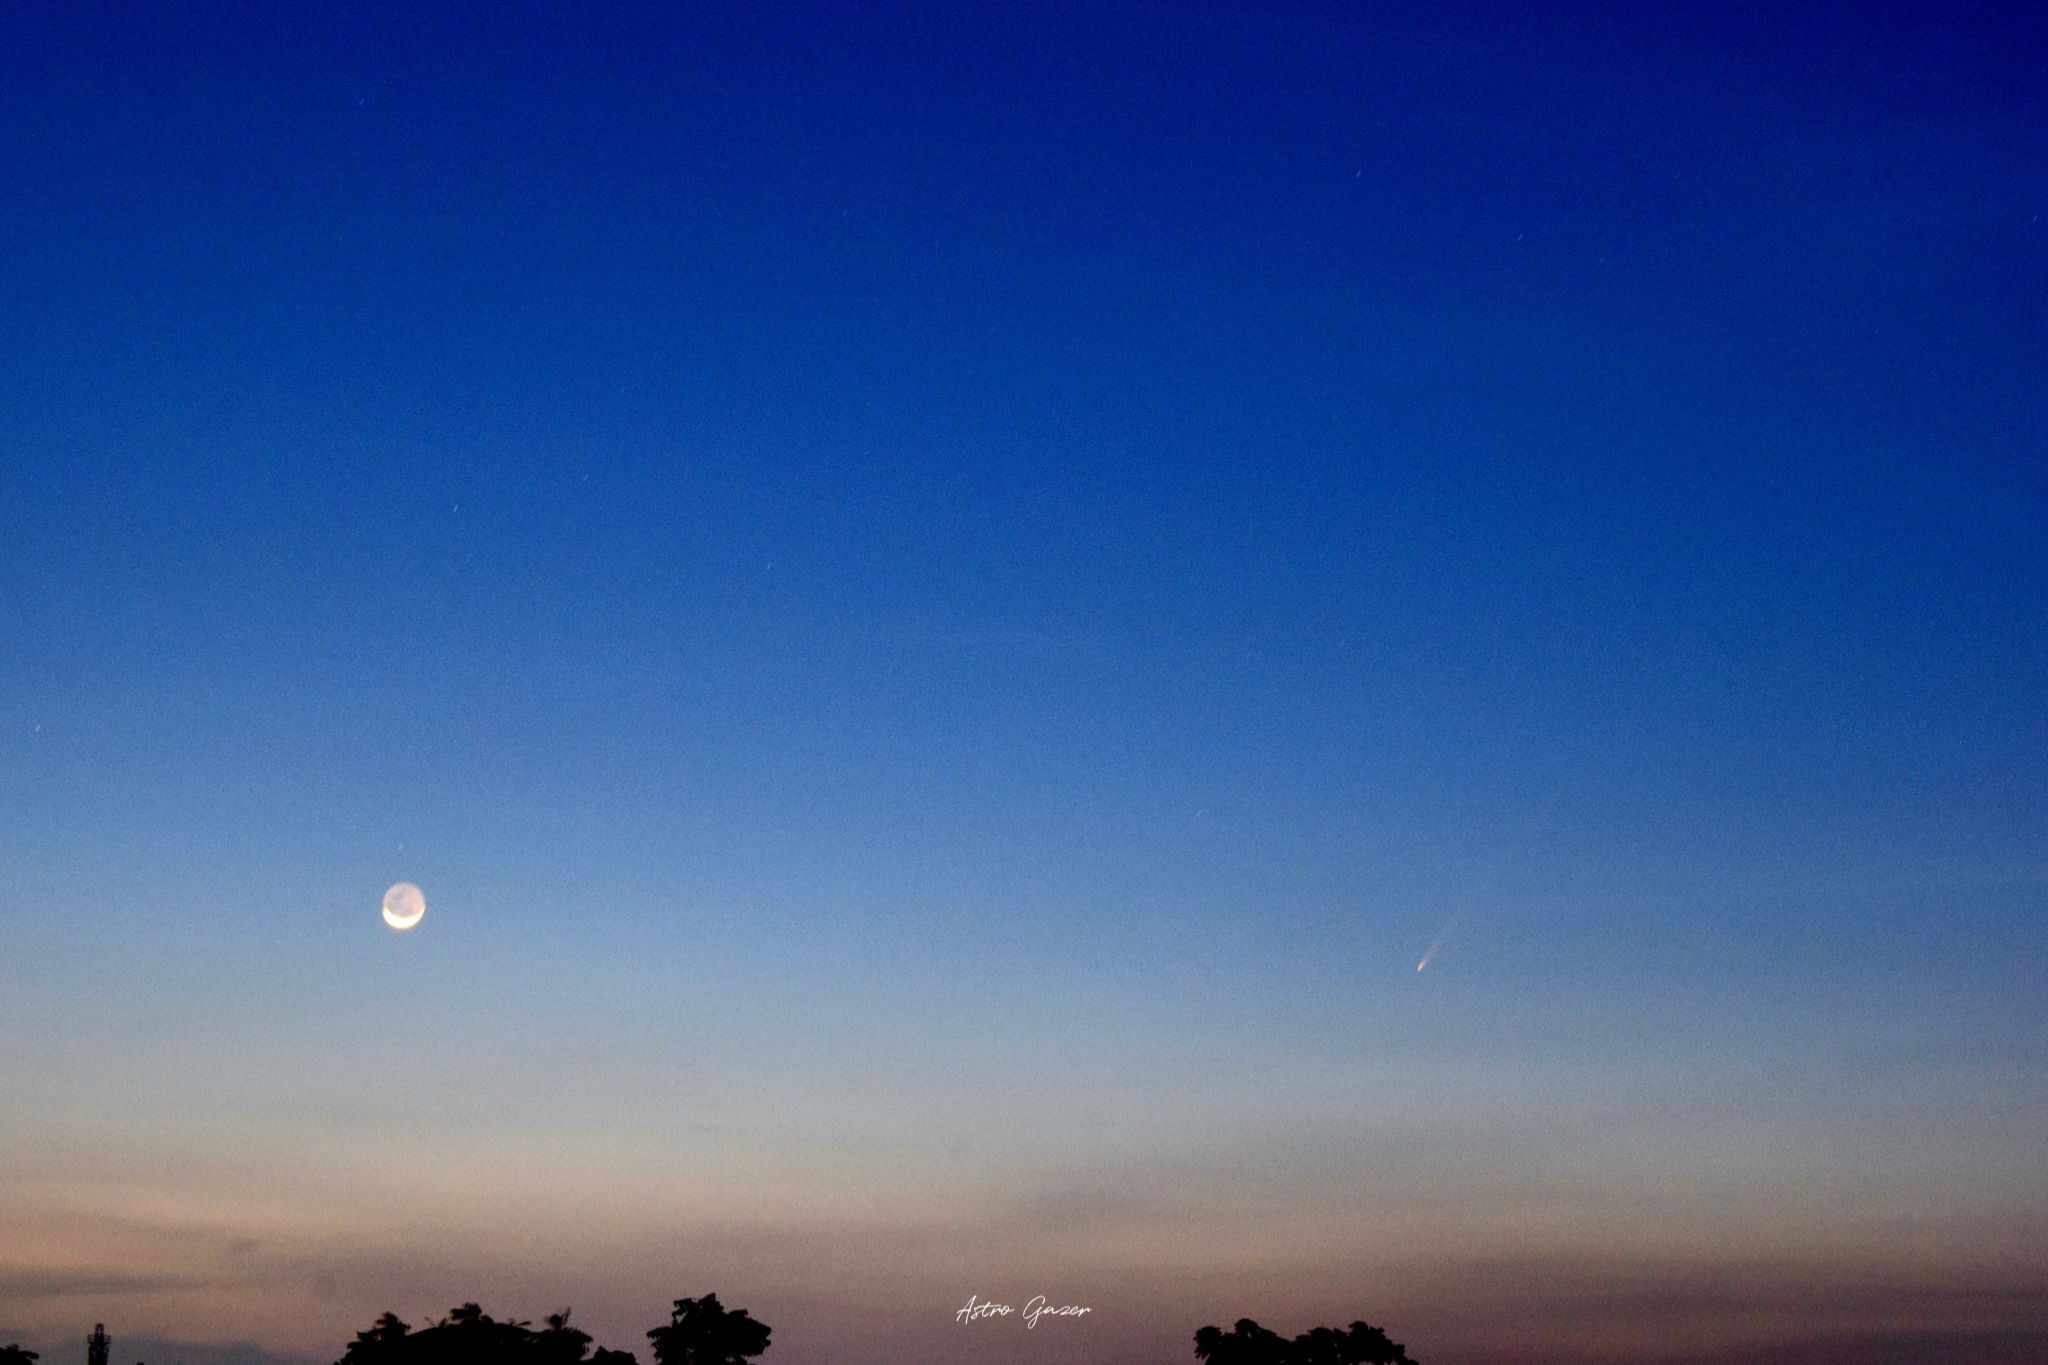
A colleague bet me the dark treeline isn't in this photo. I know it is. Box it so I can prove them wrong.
[332,1301,1419,1365]
[1194,1317,1418,1365]
[336,1297,768,1365]
[332,1299,1416,1364]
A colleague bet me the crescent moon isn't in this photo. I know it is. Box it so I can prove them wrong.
[382,882,425,930]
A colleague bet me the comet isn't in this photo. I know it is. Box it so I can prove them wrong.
[1416,915,1462,972]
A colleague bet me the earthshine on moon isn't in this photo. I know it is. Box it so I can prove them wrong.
[381,882,425,930]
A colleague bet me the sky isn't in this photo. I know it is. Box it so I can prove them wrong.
[2,2,2044,1363]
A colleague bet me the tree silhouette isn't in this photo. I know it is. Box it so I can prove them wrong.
[1,1345,41,1365]
[1195,1319,1289,1365]
[1194,1317,1416,1365]
[534,1311,591,1365]
[338,1304,571,1365]
[646,1295,771,1365]
[335,1297,750,1365]
[363,1316,411,1348]
[339,1315,410,1365]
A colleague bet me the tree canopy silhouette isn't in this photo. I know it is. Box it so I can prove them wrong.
[646,1295,771,1365]
[1194,1317,1416,1365]
[534,1312,591,1365]
[336,1297,773,1365]
[1,1345,41,1365]
[337,1306,643,1365]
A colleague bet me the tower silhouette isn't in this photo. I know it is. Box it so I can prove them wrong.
[87,1326,109,1365]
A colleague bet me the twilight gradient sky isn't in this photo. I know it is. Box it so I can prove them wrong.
[3,3,2045,1364]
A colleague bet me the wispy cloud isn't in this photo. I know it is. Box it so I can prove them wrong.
[0,1271,210,1301]
[98,1337,318,1365]
[1659,1327,2048,1365]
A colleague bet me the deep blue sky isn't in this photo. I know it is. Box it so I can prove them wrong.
[3,4,2045,1364]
